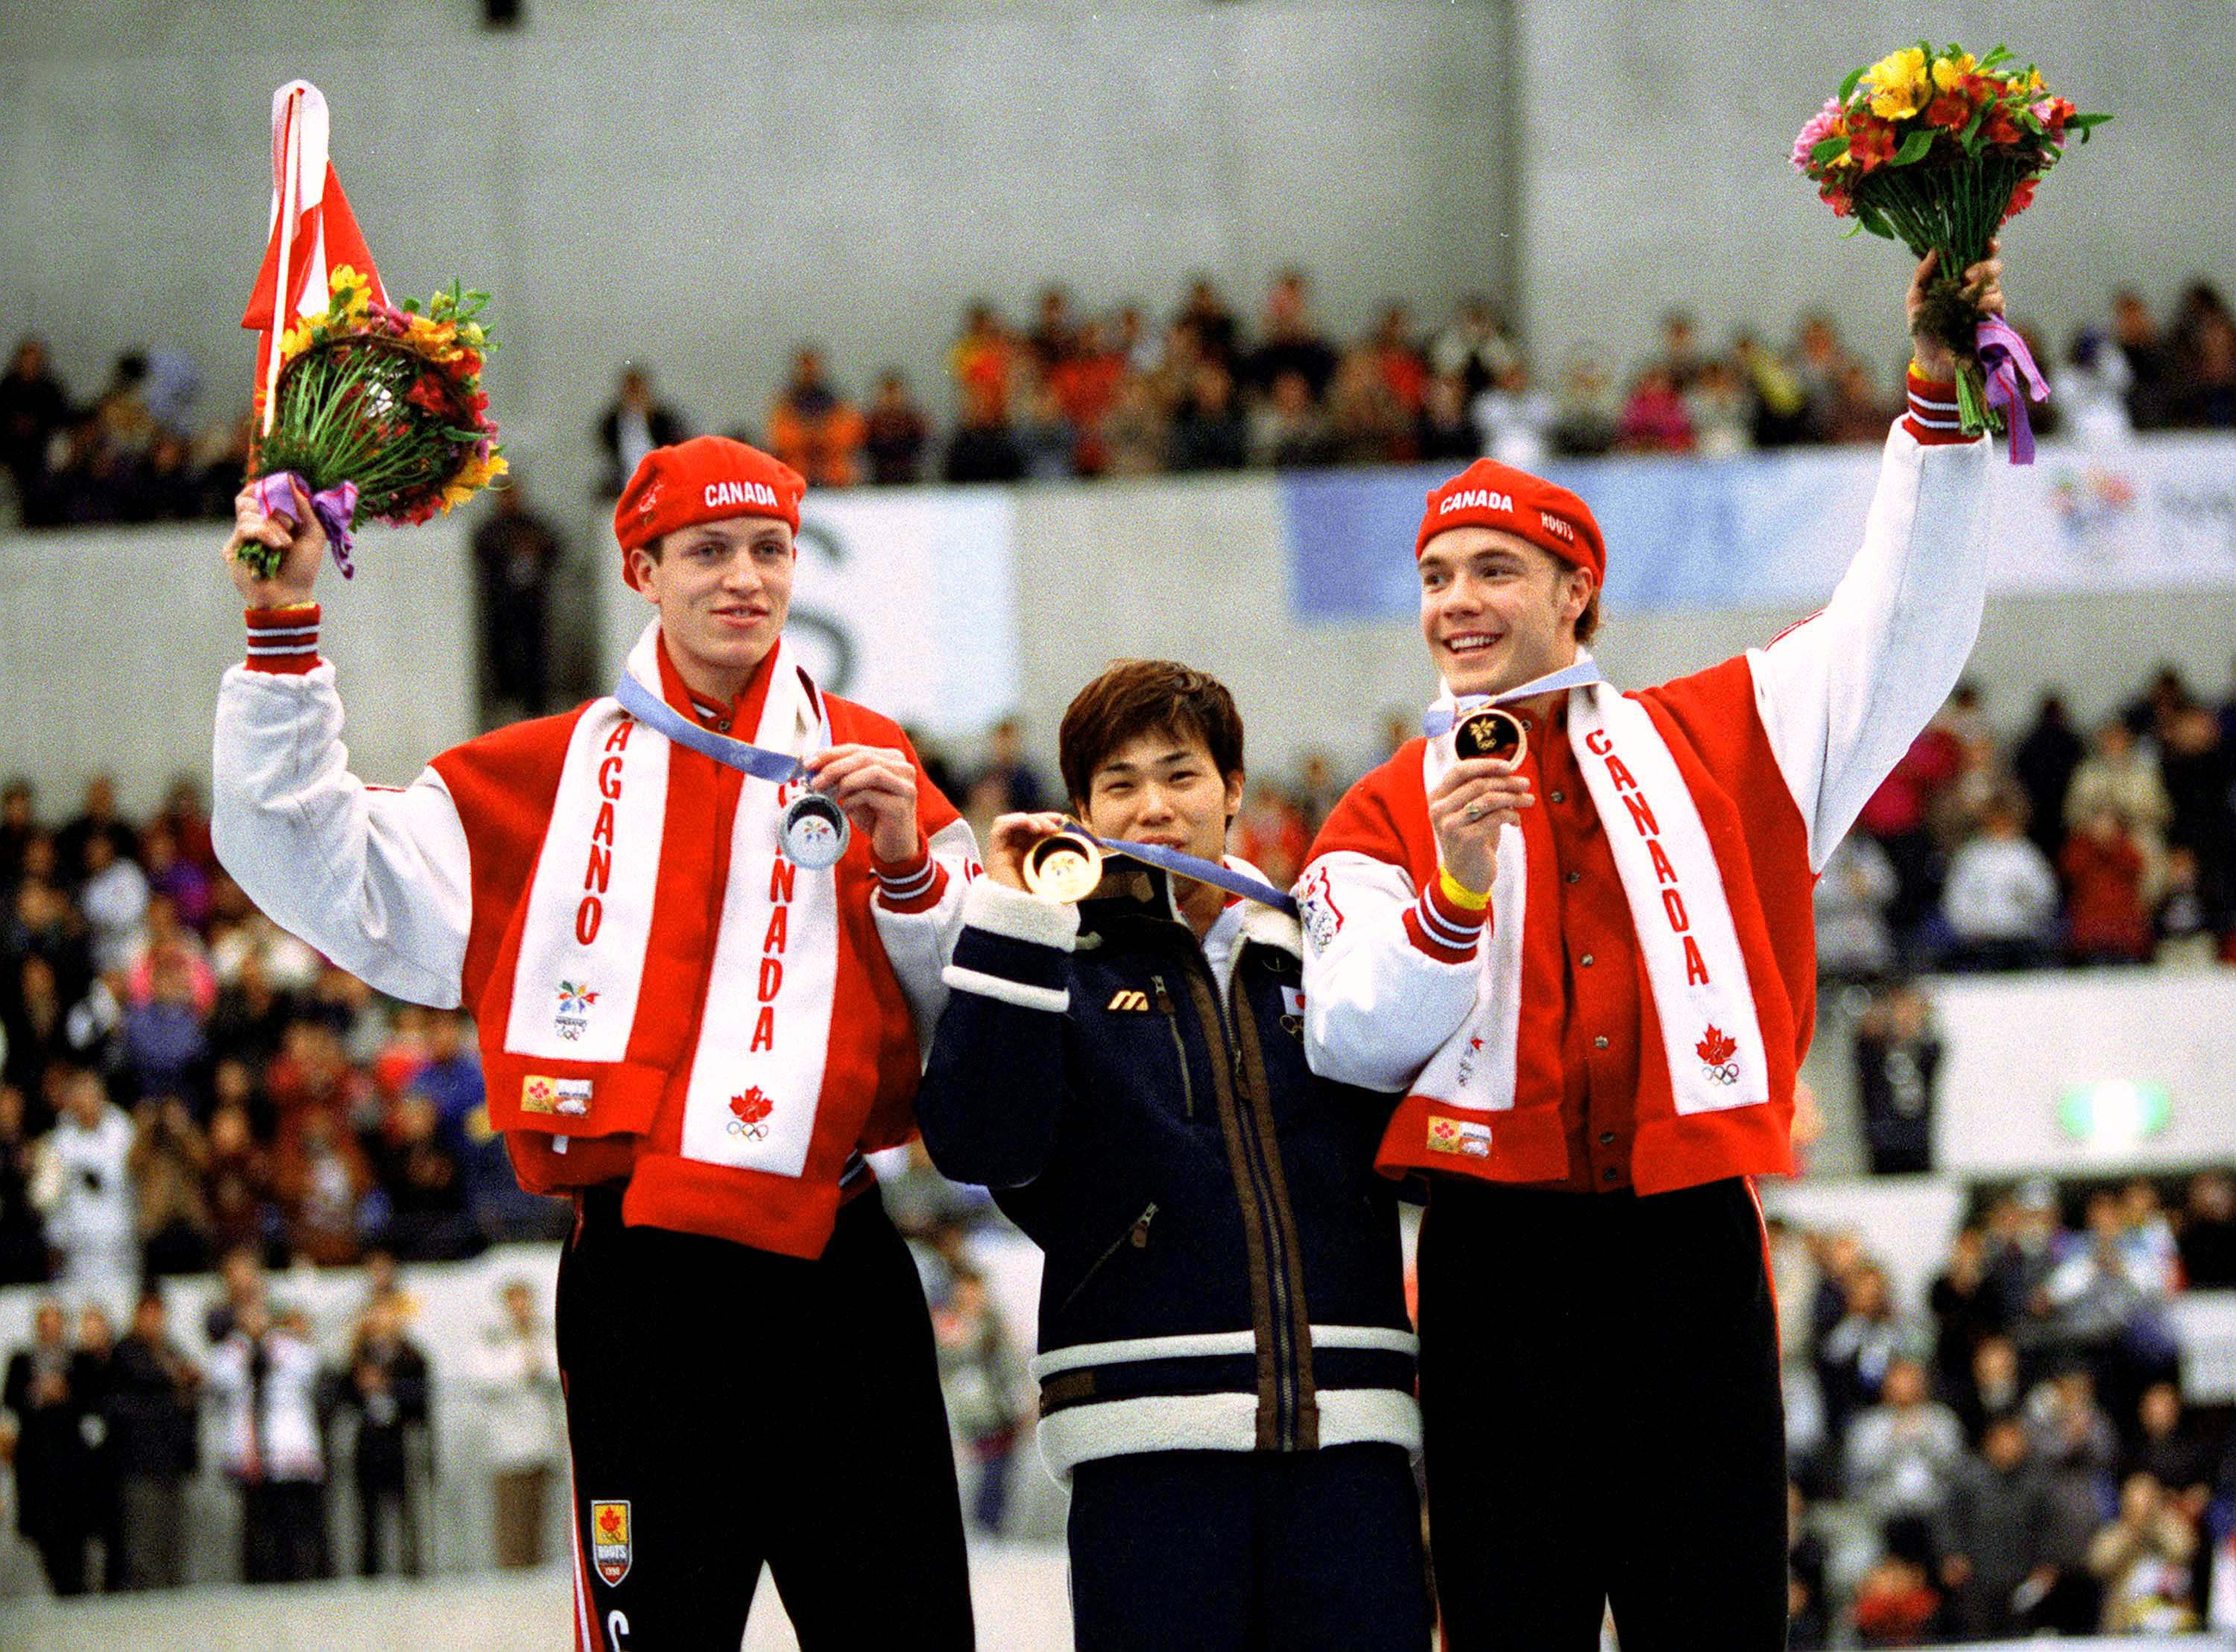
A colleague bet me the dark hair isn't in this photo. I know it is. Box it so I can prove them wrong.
[1059,660,1245,809]
[1575,584,1602,645]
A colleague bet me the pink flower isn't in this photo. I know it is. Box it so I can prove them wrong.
[1792,98,1844,171]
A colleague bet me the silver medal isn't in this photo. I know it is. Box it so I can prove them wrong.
[780,792,850,869]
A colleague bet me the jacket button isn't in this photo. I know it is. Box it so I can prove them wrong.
[1579,954,1594,968]
[1602,1166,1619,1183]
[1565,871,1581,884]
[1599,1130,1616,1145]
[1594,1036,1609,1050]
[1550,791,1565,803]
[716,719,731,732]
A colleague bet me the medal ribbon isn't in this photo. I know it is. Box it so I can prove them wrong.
[1420,657,1607,739]
[1078,829,1300,918]
[615,674,810,784]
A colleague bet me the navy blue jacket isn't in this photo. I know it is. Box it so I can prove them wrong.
[918,861,1418,1480]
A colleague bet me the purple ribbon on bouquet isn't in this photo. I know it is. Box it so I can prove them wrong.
[1976,316,2050,467]
[252,471,361,577]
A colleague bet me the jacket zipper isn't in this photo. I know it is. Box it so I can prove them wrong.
[1188,955,1302,1449]
[1151,975,1193,1118]
[1058,1201,1158,1318]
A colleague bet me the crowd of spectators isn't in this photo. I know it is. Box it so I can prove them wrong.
[1776,1174,2236,1642]
[7,271,2230,533]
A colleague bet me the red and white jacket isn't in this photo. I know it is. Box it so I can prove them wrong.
[212,617,976,1258]
[1300,387,1989,1194]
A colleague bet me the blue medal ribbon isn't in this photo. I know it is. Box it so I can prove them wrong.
[614,674,809,784]
[1080,830,1299,918]
[1420,658,1606,739]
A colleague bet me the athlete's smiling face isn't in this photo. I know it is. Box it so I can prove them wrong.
[1417,525,1593,699]
[630,515,795,693]
[1082,729,1244,870]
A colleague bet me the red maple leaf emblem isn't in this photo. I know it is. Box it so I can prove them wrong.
[597,1507,623,1538]
[729,1087,773,1125]
[1468,1037,1485,1051]
[1696,1025,1738,1067]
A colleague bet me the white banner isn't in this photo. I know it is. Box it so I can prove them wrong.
[598,486,1020,742]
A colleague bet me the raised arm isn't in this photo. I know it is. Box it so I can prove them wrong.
[1747,250,2002,871]
[210,485,473,1006]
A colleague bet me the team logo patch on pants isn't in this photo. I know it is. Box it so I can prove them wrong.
[591,1499,632,1585]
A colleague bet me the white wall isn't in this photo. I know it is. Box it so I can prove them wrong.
[1517,2,2236,379]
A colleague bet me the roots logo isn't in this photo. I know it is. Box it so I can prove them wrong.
[727,1086,774,1140]
[555,980,599,1042]
[591,1499,631,1585]
[1696,1024,1741,1086]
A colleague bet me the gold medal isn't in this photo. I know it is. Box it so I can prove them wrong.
[1023,831,1105,904]
[1453,706,1527,766]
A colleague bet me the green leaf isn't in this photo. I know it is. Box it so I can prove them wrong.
[2070,111,2113,131]
[1892,129,1936,165]
[1811,135,1851,165]
[1980,43,2013,70]
[1856,202,1898,240]
[1839,64,1867,101]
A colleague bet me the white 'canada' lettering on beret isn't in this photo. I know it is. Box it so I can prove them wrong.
[1438,487,1515,516]
[704,479,782,510]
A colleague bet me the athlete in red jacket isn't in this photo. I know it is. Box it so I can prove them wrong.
[215,437,977,1649]
[1298,251,2006,1648]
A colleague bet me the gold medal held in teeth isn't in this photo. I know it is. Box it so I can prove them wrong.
[1453,706,1527,765]
[1023,831,1105,904]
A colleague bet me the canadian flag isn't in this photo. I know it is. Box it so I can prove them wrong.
[239,81,388,431]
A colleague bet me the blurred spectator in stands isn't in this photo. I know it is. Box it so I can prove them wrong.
[2030,1363,2121,1493]
[207,950,294,1073]
[2013,692,2085,859]
[2160,703,2235,872]
[1100,371,1169,478]
[136,822,210,939]
[206,1297,328,1583]
[1847,1355,1965,1536]
[366,1092,477,1262]
[70,1303,121,1590]
[34,1067,139,1317]
[1733,330,1810,448]
[1849,1549,1942,1646]
[864,370,932,485]
[473,1277,563,1569]
[974,716,1049,814]
[0,337,72,521]
[344,1294,430,1577]
[121,950,209,1107]
[58,770,134,874]
[943,376,1026,484]
[1819,1260,1928,1440]
[92,351,154,456]
[1815,832,1900,983]
[4,1299,95,1593]
[0,1084,48,1283]
[1012,370,1078,480]
[2054,328,2136,444]
[1326,349,1408,466]
[5,949,87,1110]
[202,1243,267,1343]
[1787,1481,1831,1650]
[1784,1342,1830,1498]
[471,483,563,721]
[0,776,36,889]
[949,302,1017,421]
[1950,1333,2024,1446]
[1027,285,1076,373]
[1787,311,1860,433]
[2089,1471,2200,1630]
[204,1103,276,1262]
[766,345,867,487]
[195,413,254,521]
[2179,1171,2236,1288]
[274,1106,369,1267]
[1292,751,1344,839]
[1926,1225,1995,1397]
[1820,360,1900,445]
[1415,370,1480,463]
[266,1018,373,1152]
[1683,355,1755,458]
[2173,280,2236,428]
[1245,268,1338,402]
[2110,288,2176,430]
[1648,309,1706,393]
[2116,1179,2179,1296]
[130,1094,210,1277]
[2124,662,2196,744]
[2060,805,2153,963]
[1114,303,1160,376]
[2155,845,2227,964]
[1808,1225,1867,1347]
[1853,981,1941,1174]
[1050,320,1125,475]
[2129,1382,2214,1504]
[1251,367,1337,469]
[1470,361,1554,468]
[879,1139,994,1242]
[1173,278,1237,372]
[1986,1182,2067,1337]
[1428,295,1517,402]
[107,1288,199,1591]
[1232,782,1310,892]
[1938,1411,2058,1639]
[933,1261,1027,1537]
[1166,359,1250,474]
[2066,718,2171,891]
[78,829,148,975]
[1365,303,1427,426]
[1614,365,1693,453]
[595,366,685,496]
[2042,1191,2177,1413]
[1942,796,2057,969]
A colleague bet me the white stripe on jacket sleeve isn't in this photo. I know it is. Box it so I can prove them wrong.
[1746,422,1992,871]
[212,662,473,1006]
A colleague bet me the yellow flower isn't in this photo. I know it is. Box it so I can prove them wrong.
[1932,51,1976,93]
[1864,46,1927,119]
[279,316,318,362]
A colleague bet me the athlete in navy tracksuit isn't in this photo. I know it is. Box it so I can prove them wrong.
[916,659,1430,1652]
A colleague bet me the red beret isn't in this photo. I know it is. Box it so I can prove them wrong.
[1415,458,1605,589]
[613,436,807,588]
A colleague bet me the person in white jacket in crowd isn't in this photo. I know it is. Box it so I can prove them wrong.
[31,1067,137,1320]
[473,1277,566,1569]
[204,1300,328,1584]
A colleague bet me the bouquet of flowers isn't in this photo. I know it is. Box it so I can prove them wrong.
[1793,43,2109,458]
[239,265,507,578]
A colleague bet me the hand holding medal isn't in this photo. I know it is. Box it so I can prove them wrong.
[800,744,924,866]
